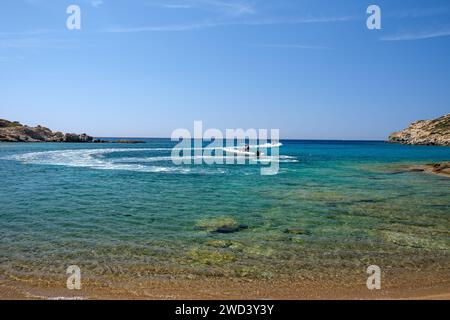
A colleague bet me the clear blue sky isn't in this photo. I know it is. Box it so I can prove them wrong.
[1,0,449,139]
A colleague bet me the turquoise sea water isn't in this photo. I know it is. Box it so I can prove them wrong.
[0,140,449,289]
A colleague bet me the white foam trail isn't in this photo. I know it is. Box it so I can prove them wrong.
[3,143,296,173]
[251,142,283,148]
[223,147,258,157]
[3,149,188,173]
[114,156,297,164]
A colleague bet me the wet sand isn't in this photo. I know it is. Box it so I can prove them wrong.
[1,270,449,300]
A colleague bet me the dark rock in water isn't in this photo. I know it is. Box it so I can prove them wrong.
[430,162,450,173]
[422,162,450,176]
[64,133,93,142]
[92,139,146,144]
[408,168,425,172]
[195,217,248,234]
[389,168,424,175]
[388,171,405,175]
[284,227,310,235]
[402,162,450,177]
[215,226,240,233]
[114,140,145,144]
[0,118,94,143]
[215,224,248,234]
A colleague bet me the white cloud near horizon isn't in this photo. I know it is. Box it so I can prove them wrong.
[24,0,104,7]
[381,28,450,41]
[153,0,255,16]
[15,0,354,35]
[103,15,354,33]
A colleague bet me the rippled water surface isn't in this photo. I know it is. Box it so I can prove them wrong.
[0,139,449,287]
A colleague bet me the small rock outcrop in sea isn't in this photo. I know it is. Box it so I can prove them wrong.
[0,119,93,143]
[408,162,450,177]
[388,114,450,146]
[92,139,146,144]
[429,162,450,175]
[114,139,146,144]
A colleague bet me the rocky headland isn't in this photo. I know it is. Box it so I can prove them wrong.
[0,119,144,143]
[0,119,93,142]
[388,114,450,146]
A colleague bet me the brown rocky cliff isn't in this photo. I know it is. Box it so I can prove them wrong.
[0,119,93,142]
[388,114,450,146]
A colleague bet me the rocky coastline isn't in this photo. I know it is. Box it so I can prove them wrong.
[388,114,450,146]
[0,119,144,143]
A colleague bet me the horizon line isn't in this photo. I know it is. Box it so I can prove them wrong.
[96,137,387,142]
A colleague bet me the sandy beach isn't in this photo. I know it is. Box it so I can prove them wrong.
[1,269,449,300]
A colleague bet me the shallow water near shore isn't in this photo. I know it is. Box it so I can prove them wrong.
[0,139,449,297]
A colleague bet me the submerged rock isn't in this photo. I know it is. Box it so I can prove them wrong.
[429,162,450,175]
[381,230,449,251]
[283,227,310,235]
[216,224,248,234]
[194,217,248,234]
[187,248,236,265]
[206,240,233,248]
[407,162,450,177]
[408,168,425,172]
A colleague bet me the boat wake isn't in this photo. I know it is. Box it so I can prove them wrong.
[3,144,297,174]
